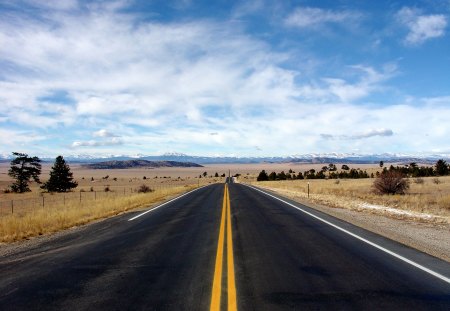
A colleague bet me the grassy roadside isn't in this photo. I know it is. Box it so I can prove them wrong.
[0,185,198,243]
[250,177,450,223]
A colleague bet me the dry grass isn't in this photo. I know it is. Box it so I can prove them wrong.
[251,176,450,222]
[0,163,228,243]
[0,185,198,243]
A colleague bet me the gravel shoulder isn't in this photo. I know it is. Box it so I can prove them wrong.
[259,186,450,263]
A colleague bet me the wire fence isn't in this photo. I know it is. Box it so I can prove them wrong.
[0,184,184,217]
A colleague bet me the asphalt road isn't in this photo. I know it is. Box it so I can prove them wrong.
[0,183,449,310]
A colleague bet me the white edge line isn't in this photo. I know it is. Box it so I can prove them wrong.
[244,184,450,285]
[128,185,208,221]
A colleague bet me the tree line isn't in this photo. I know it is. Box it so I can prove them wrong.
[380,160,449,177]
[6,152,77,193]
[257,165,370,181]
[257,159,450,182]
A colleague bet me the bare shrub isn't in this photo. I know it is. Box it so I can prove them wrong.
[433,177,441,185]
[414,177,425,184]
[137,184,153,193]
[373,170,409,195]
[334,180,340,185]
[3,188,11,194]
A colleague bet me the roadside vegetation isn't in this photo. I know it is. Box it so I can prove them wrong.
[0,185,197,243]
[253,160,450,221]
[0,152,221,243]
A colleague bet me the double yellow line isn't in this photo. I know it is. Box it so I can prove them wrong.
[210,184,237,311]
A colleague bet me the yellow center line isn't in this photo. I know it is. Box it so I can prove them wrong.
[210,184,238,311]
[226,184,238,311]
[210,184,227,311]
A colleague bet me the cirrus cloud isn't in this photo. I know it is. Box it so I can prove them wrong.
[396,7,447,45]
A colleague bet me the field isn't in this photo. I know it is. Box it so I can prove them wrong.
[0,163,227,242]
[250,175,450,222]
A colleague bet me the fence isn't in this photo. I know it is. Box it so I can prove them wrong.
[0,183,185,217]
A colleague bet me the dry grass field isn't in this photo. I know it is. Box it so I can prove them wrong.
[250,176,450,222]
[0,162,226,243]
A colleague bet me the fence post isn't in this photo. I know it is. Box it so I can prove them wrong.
[307,182,310,198]
[42,196,45,208]
[11,200,13,214]
[80,191,82,203]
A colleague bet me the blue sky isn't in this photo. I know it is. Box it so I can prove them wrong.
[0,0,449,157]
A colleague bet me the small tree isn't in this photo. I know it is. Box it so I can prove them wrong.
[373,170,409,195]
[379,161,384,168]
[215,172,219,177]
[8,152,42,193]
[257,170,269,181]
[435,159,449,176]
[341,164,350,171]
[202,171,207,177]
[41,156,78,192]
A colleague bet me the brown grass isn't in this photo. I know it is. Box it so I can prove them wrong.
[250,176,450,222]
[0,185,198,243]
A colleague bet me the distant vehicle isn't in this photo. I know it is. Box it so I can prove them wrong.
[226,176,238,184]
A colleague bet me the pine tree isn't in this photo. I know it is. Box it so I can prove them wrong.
[8,152,42,193]
[435,159,449,176]
[41,156,78,192]
[256,170,269,181]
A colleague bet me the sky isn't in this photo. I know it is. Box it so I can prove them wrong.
[0,0,449,158]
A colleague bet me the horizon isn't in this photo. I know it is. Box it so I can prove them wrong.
[1,1,449,157]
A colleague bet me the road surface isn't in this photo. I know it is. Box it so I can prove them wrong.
[0,183,449,310]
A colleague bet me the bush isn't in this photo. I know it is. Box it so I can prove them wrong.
[3,188,11,193]
[137,184,153,193]
[104,186,110,192]
[373,170,409,195]
[414,177,425,184]
[433,177,441,185]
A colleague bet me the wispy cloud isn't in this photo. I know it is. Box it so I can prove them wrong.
[321,129,394,141]
[93,129,119,138]
[285,7,361,29]
[396,7,447,45]
[71,137,123,148]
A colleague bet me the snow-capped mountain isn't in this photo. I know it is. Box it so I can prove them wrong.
[1,152,449,164]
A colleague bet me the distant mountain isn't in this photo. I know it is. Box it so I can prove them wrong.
[82,160,203,169]
[1,152,449,165]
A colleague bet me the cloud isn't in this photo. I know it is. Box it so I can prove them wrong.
[396,7,447,45]
[93,129,119,138]
[71,137,123,148]
[285,7,361,29]
[321,128,394,140]
[0,1,449,157]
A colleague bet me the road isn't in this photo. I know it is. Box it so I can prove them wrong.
[0,183,449,310]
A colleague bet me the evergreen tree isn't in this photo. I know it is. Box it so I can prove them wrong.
[341,164,350,170]
[435,159,449,176]
[41,156,78,192]
[8,152,42,193]
[257,170,269,181]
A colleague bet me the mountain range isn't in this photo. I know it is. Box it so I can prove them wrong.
[1,152,449,164]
